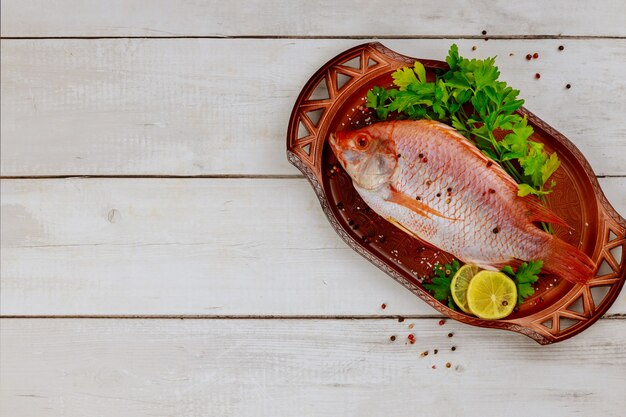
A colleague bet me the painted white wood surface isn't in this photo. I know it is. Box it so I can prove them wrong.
[2,39,626,176]
[2,177,624,316]
[2,0,625,37]
[2,319,625,417]
[1,2,626,416]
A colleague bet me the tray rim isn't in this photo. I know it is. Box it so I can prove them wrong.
[286,42,626,344]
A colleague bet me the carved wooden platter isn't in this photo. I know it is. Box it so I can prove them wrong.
[286,42,625,344]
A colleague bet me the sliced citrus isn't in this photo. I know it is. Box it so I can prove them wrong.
[467,271,517,320]
[450,264,481,314]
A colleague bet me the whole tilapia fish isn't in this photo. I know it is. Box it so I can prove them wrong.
[329,120,594,284]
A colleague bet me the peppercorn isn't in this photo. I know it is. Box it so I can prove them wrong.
[566,84,571,89]
[526,54,532,60]
[446,362,452,368]
[398,317,405,323]
[533,52,539,59]
[472,46,477,51]
[493,227,500,234]
[558,45,564,51]
[535,73,541,79]
[381,303,386,309]
[481,30,487,35]
[486,161,493,167]
[438,319,445,326]
[448,332,453,338]
[434,349,438,354]
[390,335,396,341]
[451,346,457,351]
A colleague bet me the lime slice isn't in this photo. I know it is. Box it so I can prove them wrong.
[450,264,481,314]
[467,271,517,320]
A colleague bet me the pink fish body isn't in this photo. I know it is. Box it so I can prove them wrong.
[329,120,593,284]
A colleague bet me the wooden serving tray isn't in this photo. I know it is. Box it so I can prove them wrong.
[286,42,625,344]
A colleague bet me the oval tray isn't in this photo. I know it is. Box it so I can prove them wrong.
[286,42,625,344]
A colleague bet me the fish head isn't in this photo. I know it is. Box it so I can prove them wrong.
[329,127,397,190]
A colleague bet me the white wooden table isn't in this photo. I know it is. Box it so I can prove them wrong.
[1,2,625,416]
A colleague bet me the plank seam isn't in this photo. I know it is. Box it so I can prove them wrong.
[1,314,624,319]
[2,35,625,40]
[1,175,624,180]
[0,175,306,180]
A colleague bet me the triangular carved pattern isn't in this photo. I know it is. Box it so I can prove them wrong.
[531,219,625,338]
[290,49,390,166]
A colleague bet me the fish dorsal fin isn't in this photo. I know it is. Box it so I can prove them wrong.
[519,195,570,227]
[386,186,458,221]
[425,120,519,193]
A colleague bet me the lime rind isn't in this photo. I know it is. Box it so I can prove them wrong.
[450,265,480,314]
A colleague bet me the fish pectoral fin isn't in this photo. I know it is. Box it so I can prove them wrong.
[386,187,458,221]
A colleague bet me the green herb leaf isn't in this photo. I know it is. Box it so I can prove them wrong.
[424,260,460,310]
[392,67,419,91]
[501,261,543,304]
[541,152,561,184]
[413,61,427,83]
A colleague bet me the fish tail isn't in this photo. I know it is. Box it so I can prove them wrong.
[543,237,595,285]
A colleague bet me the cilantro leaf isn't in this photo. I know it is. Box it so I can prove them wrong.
[541,152,561,184]
[501,261,543,304]
[424,276,453,301]
[392,67,418,91]
[446,44,460,71]
[424,260,460,310]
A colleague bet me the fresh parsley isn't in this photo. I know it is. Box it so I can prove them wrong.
[501,260,543,304]
[365,44,561,232]
[423,259,461,310]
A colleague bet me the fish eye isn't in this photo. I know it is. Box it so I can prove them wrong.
[355,134,369,150]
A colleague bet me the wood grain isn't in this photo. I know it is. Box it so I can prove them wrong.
[2,38,626,177]
[2,177,624,316]
[1,318,625,417]
[2,0,625,37]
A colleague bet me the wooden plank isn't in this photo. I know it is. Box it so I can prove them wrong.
[2,38,626,177]
[2,0,625,37]
[1,318,625,417]
[2,177,624,316]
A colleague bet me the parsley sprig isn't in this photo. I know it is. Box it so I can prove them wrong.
[423,259,461,310]
[366,45,560,232]
[501,260,544,304]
